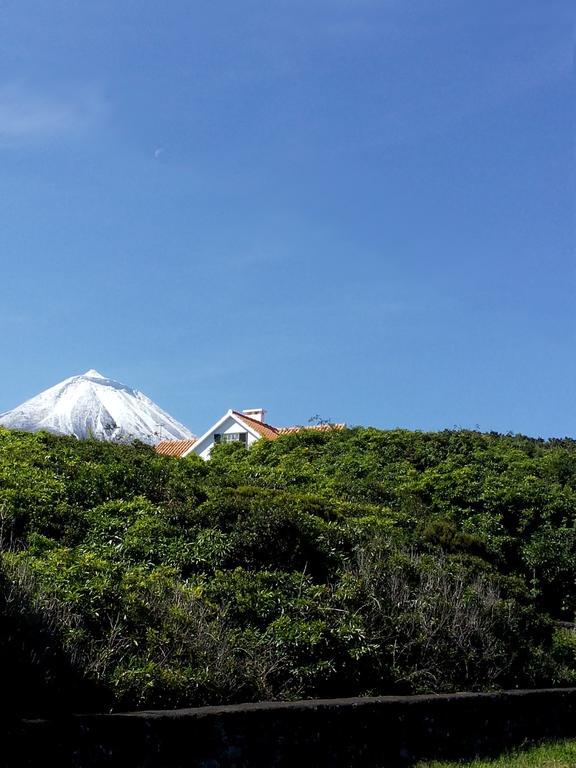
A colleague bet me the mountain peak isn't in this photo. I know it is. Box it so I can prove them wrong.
[0,371,194,445]
[83,369,106,379]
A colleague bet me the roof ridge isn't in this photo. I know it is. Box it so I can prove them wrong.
[156,437,198,444]
[277,423,346,434]
[155,437,198,457]
[231,410,280,433]
[231,410,281,440]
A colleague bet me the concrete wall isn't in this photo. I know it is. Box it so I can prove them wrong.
[5,688,576,768]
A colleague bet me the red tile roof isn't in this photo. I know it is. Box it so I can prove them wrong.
[233,411,345,439]
[154,414,346,458]
[231,411,281,439]
[155,438,198,457]
[276,423,346,435]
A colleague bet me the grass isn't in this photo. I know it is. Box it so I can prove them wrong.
[415,739,576,767]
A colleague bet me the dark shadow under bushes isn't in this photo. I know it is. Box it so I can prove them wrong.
[0,564,109,717]
[0,541,556,713]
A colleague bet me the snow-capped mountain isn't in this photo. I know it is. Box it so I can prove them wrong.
[0,369,195,445]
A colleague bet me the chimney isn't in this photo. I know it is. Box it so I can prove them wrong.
[242,408,267,423]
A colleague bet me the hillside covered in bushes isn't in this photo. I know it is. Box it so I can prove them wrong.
[1,426,575,714]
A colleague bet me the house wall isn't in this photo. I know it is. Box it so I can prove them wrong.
[191,414,260,460]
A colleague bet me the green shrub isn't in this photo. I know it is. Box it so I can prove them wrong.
[1,426,575,710]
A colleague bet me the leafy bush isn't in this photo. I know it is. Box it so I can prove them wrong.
[0,425,575,712]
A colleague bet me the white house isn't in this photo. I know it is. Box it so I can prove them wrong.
[155,408,345,460]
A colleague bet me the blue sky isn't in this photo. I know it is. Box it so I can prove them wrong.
[0,0,573,438]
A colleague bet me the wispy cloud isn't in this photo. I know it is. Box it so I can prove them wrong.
[0,84,106,142]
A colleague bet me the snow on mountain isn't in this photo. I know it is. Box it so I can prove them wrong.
[0,369,195,445]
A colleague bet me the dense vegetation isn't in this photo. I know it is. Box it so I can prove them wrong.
[1,425,575,714]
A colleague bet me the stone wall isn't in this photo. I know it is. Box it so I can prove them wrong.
[5,687,576,767]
